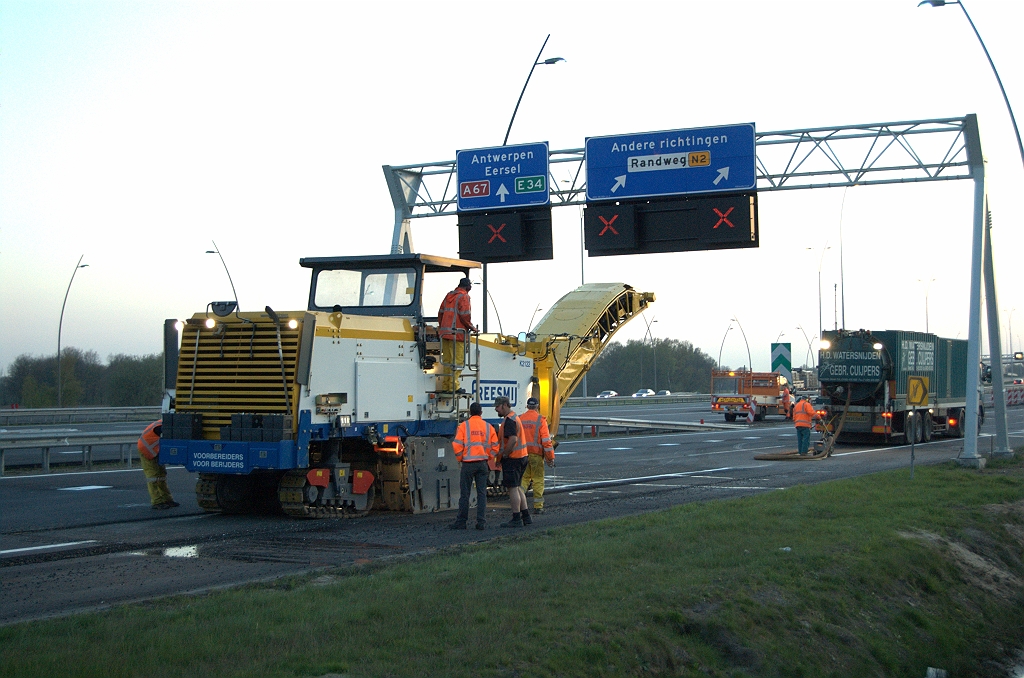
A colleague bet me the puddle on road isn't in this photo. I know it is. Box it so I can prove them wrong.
[122,536,407,566]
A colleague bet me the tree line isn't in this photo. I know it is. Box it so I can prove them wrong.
[1,337,717,407]
[0,348,164,408]
[579,338,718,396]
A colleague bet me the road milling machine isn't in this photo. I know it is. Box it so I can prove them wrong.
[160,253,654,517]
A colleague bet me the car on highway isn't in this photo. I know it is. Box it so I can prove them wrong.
[631,388,655,398]
[596,390,618,398]
[655,390,672,396]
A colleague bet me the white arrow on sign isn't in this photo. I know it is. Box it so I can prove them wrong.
[496,184,509,203]
[610,175,626,193]
[713,167,730,186]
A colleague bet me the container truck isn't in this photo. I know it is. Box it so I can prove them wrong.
[817,329,975,442]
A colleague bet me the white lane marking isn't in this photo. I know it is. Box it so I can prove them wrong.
[705,439,724,443]
[58,450,85,455]
[831,438,956,457]
[554,451,576,455]
[0,466,187,480]
[1,467,189,483]
[688,445,787,457]
[689,475,734,479]
[743,436,761,440]
[608,447,632,451]
[57,485,113,491]
[707,486,776,490]
[779,433,795,437]
[657,443,681,447]
[0,540,98,555]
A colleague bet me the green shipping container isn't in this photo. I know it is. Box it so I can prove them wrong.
[820,329,968,405]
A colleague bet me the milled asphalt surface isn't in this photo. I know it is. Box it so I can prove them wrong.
[2,404,1020,626]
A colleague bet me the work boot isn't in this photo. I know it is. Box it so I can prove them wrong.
[501,513,523,528]
[475,521,486,530]
[166,500,180,508]
[533,506,545,515]
[152,502,171,510]
[521,509,532,525]
[447,521,468,530]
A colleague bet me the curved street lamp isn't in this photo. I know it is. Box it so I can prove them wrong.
[796,325,815,369]
[57,255,89,408]
[206,240,240,311]
[642,315,658,391]
[481,35,564,333]
[731,316,753,371]
[919,1,1024,173]
[718,324,733,369]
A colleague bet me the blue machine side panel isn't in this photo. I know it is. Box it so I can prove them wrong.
[161,439,296,473]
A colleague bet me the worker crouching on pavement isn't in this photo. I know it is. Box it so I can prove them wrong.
[137,421,179,509]
[520,397,554,514]
[792,395,820,455]
[449,402,498,530]
[494,396,530,527]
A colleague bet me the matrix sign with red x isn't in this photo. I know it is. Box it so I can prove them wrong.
[583,192,757,257]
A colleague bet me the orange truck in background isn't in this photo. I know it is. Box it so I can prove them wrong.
[710,369,789,422]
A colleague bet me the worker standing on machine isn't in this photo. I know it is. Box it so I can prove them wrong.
[494,396,530,527]
[792,395,820,455]
[137,421,179,509]
[437,277,477,392]
[520,397,554,514]
[449,403,498,530]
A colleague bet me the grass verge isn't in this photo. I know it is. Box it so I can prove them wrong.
[3,456,1024,677]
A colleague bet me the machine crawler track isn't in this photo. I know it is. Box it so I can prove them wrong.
[278,469,373,518]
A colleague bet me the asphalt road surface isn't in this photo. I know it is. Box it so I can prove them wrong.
[2,408,1021,626]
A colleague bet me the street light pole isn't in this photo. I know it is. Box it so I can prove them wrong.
[919,1,1024,173]
[809,243,831,339]
[732,316,752,371]
[206,240,240,310]
[796,325,814,368]
[484,34,564,334]
[643,316,658,391]
[718,324,732,370]
[917,278,936,333]
[57,255,88,408]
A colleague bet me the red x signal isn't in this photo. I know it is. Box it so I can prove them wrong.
[487,223,506,243]
[598,214,619,236]
[713,207,735,229]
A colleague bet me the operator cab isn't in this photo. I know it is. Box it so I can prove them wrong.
[299,253,481,320]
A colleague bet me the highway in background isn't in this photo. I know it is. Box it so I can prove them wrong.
[2,407,1021,626]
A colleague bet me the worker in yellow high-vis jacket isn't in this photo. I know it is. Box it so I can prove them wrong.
[520,398,555,513]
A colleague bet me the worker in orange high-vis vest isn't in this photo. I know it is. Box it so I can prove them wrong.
[792,395,820,455]
[437,278,477,392]
[137,421,179,509]
[519,397,555,514]
[449,402,499,530]
[494,396,531,527]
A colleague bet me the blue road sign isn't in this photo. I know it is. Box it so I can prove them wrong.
[456,142,550,212]
[585,124,756,202]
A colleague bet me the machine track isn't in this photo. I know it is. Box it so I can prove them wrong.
[278,469,374,519]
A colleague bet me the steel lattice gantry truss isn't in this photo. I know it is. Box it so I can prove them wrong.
[382,114,1005,461]
[382,116,975,222]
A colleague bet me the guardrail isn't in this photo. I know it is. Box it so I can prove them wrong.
[0,430,143,476]
[0,406,161,427]
[563,394,711,408]
[558,415,743,438]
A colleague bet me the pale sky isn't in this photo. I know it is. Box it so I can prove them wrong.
[2,0,1022,377]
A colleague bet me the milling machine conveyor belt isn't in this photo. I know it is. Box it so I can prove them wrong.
[531,283,655,430]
